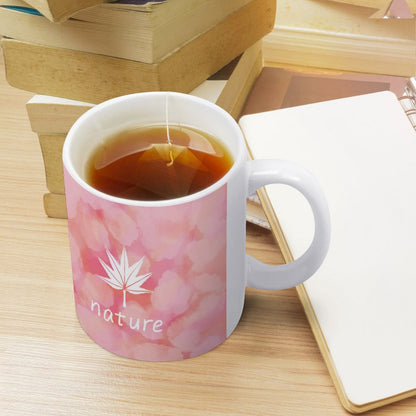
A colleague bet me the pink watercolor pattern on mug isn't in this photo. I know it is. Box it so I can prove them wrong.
[64,170,227,361]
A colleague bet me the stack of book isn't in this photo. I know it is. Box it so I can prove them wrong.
[0,0,275,217]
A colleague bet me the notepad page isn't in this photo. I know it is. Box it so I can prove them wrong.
[239,91,416,408]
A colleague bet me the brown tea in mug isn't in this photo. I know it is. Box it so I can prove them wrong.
[86,124,233,201]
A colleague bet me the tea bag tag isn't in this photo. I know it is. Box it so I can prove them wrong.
[165,93,174,166]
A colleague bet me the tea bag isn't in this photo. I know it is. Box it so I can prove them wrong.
[162,92,218,161]
[135,143,209,199]
[129,93,214,199]
[164,97,175,166]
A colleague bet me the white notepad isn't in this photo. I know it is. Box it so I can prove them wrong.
[239,91,416,413]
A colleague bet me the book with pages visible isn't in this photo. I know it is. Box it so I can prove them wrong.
[15,0,114,22]
[0,0,252,63]
[239,87,416,413]
[262,0,416,76]
[1,0,274,104]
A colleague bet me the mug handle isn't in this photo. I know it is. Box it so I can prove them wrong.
[246,159,331,290]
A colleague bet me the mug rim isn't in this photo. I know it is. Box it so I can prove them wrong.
[62,92,247,207]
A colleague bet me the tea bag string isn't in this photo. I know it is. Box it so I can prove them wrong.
[165,93,174,167]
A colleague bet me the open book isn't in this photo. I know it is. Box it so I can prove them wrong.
[240,91,416,413]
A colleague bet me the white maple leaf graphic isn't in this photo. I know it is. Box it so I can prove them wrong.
[97,247,152,308]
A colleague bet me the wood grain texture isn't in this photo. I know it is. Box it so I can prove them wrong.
[1,51,416,416]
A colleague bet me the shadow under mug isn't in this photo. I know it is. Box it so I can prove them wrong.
[63,92,330,361]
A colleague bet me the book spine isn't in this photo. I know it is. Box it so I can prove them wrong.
[399,77,416,131]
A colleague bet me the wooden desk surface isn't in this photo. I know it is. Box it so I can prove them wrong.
[1,53,415,416]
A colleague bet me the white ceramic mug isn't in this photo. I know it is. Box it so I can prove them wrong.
[63,92,330,361]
